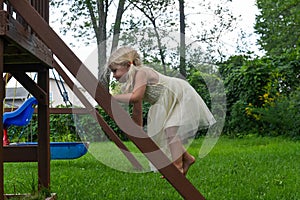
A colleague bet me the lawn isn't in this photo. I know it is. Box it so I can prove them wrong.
[3,136,300,200]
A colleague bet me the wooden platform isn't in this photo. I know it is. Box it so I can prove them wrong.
[0,10,52,69]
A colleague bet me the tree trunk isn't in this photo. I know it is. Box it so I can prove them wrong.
[97,0,108,90]
[179,0,186,78]
[152,22,167,75]
[111,0,126,53]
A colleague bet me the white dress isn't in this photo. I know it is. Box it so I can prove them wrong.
[142,69,216,160]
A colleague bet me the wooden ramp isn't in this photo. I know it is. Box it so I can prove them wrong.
[1,0,206,199]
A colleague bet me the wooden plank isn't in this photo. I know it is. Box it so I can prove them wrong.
[10,71,47,105]
[0,10,8,35]
[4,54,41,64]
[4,43,25,54]
[3,145,37,162]
[8,1,206,199]
[3,43,41,65]
[48,107,88,114]
[4,63,50,72]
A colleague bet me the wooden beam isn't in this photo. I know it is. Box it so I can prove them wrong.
[3,145,37,162]
[10,71,47,105]
[4,63,51,72]
[4,107,89,114]
[9,1,206,199]
[47,108,87,114]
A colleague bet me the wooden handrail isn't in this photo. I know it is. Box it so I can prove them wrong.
[1,0,49,31]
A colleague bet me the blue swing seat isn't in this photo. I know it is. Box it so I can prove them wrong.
[3,97,38,128]
[16,142,89,160]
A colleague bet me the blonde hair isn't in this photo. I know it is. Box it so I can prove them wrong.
[107,46,143,93]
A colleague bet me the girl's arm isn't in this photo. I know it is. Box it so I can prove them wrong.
[132,100,143,126]
[114,93,143,126]
[113,69,147,126]
[113,70,147,103]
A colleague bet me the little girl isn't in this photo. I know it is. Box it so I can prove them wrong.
[107,46,216,175]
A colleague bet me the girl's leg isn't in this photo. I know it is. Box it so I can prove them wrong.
[165,127,184,173]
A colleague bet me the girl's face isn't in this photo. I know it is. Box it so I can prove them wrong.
[110,64,129,83]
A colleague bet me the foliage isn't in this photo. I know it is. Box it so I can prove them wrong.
[219,46,300,137]
[219,55,275,135]
[7,105,82,143]
[49,112,78,142]
[187,68,211,107]
[219,55,278,108]
[95,105,126,140]
[255,0,300,55]
[50,0,103,45]
[250,88,300,139]
[72,113,106,142]
[186,63,222,108]
[95,101,151,141]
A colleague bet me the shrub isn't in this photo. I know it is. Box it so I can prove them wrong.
[251,88,300,139]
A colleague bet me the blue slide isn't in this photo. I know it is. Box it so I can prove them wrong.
[3,97,38,146]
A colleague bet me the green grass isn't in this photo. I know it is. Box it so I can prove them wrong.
[3,136,300,200]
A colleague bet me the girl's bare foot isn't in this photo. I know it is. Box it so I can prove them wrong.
[161,157,194,178]
[174,161,184,175]
[183,154,195,176]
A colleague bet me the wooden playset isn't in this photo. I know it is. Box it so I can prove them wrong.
[0,0,206,199]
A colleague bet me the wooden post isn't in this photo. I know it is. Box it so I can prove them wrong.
[37,67,50,190]
[0,36,4,200]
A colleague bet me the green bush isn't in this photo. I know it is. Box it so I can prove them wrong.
[251,88,300,139]
[225,100,259,138]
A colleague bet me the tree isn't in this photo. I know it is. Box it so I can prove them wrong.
[120,0,238,73]
[50,0,128,89]
[255,0,300,55]
[184,0,239,62]
[51,0,239,81]
[128,0,175,75]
